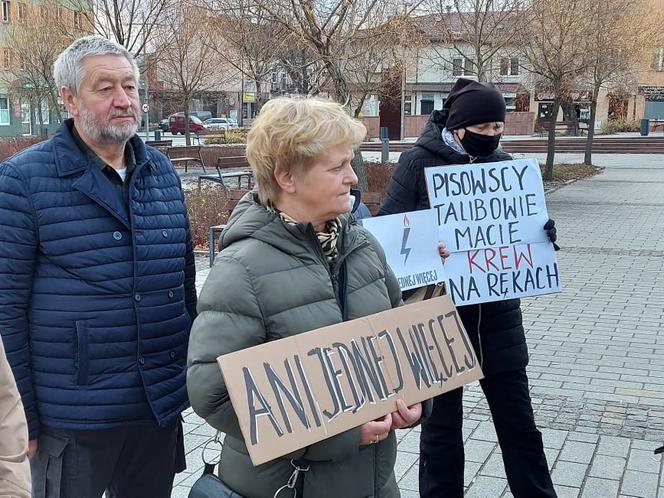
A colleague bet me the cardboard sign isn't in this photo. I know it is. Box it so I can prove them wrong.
[424,158,561,305]
[217,295,483,465]
[361,210,446,291]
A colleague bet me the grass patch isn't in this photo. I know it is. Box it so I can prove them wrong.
[541,163,603,185]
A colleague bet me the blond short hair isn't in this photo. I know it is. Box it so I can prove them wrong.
[246,97,367,206]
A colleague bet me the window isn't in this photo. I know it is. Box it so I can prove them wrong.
[404,95,412,116]
[2,0,10,22]
[21,102,31,135]
[17,1,25,22]
[73,10,81,30]
[420,94,434,115]
[452,58,463,76]
[500,57,520,76]
[464,57,473,76]
[0,96,9,125]
[39,99,49,125]
[453,57,473,77]
[510,57,519,76]
[653,48,664,72]
[500,58,509,76]
[3,48,11,69]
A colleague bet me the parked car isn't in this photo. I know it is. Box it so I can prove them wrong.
[191,110,213,122]
[204,117,239,131]
[158,118,170,132]
[168,113,208,135]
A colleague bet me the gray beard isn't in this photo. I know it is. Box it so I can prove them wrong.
[78,106,140,145]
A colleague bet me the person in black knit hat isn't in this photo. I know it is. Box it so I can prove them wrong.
[378,78,558,498]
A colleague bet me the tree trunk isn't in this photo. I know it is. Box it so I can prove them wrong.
[327,60,349,105]
[352,153,368,192]
[48,88,63,123]
[184,98,191,147]
[543,98,559,181]
[584,85,600,166]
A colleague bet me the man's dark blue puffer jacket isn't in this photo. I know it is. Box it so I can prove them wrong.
[0,119,197,439]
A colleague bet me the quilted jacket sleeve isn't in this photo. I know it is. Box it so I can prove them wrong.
[186,254,265,440]
[0,162,39,440]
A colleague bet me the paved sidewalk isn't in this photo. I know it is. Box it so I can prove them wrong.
[173,153,664,498]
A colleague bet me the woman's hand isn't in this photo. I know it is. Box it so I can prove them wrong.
[438,242,451,263]
[359,413,392,445]
[390,399,422,430]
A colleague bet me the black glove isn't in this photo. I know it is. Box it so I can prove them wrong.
[544,219,560,251]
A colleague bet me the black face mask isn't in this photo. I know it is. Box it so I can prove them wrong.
[459,129,502,157]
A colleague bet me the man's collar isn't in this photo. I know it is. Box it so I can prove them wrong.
[71,124,137,173]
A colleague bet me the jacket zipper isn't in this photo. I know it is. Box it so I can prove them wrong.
[306,226,368,316]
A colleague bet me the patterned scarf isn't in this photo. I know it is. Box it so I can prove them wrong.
[278,211,340,264]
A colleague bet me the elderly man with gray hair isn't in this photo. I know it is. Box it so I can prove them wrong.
[0,35,196,497]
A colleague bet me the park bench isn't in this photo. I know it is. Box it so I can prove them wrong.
[166,145,206,173]
[208,189,250,266]
[197,155,253,191]
[651,121,664,134]
[202,130,226,143]
[537,121,585,137]
[144,139,173,147]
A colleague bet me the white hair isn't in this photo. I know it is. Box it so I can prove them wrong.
[53,35,140,95]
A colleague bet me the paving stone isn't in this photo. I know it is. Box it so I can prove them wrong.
[398,490,420,498]
[479,452,505,478]
[620,470,659,497]
[542,428,569,450]
[597,436,631,458]
[544,447,560,470]
[393,451,418,481]
[471,420,499,442]
[552,461,589,488]
[170,485,192,498]
[465,475,507,497]
[580,477,620,498]
[398,463,419,491]
[559,441,596,464]
[554,485,582,498]
[589,455,627,480]
[465,438,497,464]
[464,461,483,486]
[627,448,661,474]
[397,429,420,454]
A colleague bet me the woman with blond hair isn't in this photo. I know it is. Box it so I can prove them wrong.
[187,97,422,497]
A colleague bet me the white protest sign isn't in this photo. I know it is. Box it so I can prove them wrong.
[361,210,446,291]
[424,158,560,305]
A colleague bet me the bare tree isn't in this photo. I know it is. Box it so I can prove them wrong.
[251,0,412,189]
[69,0,174,56]
[0,0,82,130]
[203,0,288,113]
[155,3,222,145]
[520,0,592,180]
[581,0,656,165]
[274,34,325,95]
[427,0,529,82]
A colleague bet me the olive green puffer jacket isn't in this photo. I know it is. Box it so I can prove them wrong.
[187,192,403,498]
